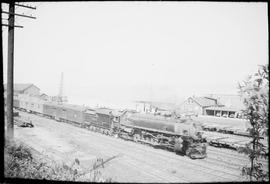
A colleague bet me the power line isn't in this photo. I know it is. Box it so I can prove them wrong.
[2,10,36,19]
[2,1,36,139]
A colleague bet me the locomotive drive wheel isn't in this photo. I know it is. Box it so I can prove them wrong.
[185,149,191,158]
[133,134,140,142]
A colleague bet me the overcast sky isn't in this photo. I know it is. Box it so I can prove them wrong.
[2,2,268,108]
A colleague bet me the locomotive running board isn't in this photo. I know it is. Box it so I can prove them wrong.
[137,139,159,146]
[121,122,179,136]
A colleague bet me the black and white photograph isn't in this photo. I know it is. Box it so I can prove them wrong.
[2,1,269,183]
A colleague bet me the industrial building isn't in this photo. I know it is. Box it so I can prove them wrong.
[176,96,223,116]
[4,83,40,97]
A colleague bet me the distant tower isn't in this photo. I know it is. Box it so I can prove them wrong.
[59,72,63,98]
[58,72,68,104]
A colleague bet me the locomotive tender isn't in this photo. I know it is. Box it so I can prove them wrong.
[12,94,207,159]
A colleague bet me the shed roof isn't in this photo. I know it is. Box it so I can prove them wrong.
[191,97,217,107]
[4,83,40,92]
[40,93,48,97]
[205,94,245,110]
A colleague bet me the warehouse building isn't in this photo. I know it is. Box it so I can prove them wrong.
[176,96,223,116]
[4,83,40,97]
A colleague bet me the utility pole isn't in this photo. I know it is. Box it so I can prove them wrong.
[2,2,36,139]
[6,1,15,139]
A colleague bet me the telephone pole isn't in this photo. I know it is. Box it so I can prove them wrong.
[6,1,15,139]
[2,2,36,139]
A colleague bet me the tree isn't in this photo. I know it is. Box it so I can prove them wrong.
[238,64,269,181]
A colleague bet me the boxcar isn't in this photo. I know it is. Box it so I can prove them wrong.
[84,108,98,126]
[63,104,87,125]
[43,102,60,119]
[43,102,87,125]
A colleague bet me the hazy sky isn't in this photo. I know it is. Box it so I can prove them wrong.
[2,2,268,108]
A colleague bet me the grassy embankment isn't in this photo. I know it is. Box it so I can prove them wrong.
[4,140,112,182]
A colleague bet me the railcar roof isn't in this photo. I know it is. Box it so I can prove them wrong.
[44,102,87,111]
[95,108,113,115]
[95,108,124,117]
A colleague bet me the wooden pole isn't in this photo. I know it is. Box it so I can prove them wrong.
[6,1,15,139]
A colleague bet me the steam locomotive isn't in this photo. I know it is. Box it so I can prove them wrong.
[11,94,207,159]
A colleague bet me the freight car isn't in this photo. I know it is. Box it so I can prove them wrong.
[43,102,87,126]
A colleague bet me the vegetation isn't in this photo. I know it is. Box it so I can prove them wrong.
[238,64,269,181]
[4,140,112,182]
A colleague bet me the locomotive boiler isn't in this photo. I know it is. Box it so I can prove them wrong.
[119,113,207,159]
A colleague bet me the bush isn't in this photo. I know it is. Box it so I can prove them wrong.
[4,140,112,182]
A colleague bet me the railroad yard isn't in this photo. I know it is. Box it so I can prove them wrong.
[2,2,268,183]
[12,110,268,183]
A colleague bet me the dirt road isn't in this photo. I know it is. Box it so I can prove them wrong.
[14,111,250,182]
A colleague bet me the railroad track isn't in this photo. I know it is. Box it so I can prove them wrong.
[70,129,243,182]
[61,122,246,181]
[19,111,249,181]
[102,137,245,182]
[207,147,268,166]
[207,148,248,162]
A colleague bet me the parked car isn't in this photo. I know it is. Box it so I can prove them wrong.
[222,114,228,118]
[229,114,235,118]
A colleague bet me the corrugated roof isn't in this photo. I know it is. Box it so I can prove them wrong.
[192,97,217,107]
[4,83,40,92]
